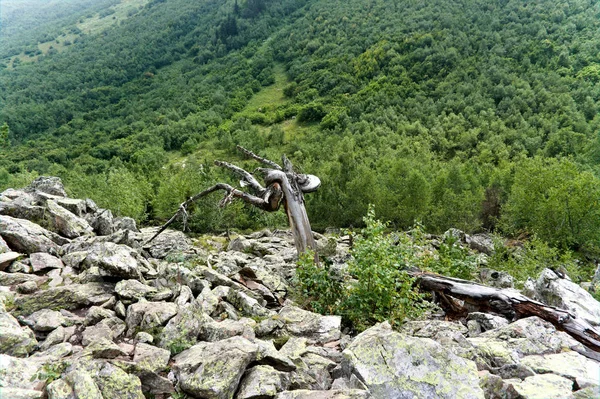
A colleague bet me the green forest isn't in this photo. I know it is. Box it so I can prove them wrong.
[1,0,600,259]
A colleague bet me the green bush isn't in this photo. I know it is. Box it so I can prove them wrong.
[293,251,344,315]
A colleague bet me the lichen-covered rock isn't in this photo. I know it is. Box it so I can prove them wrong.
[477,370,522,399]
[0,251,22,271]
[93,361,145,399]
[236,365,291,399]
[520,351,600,389]
[510,373,574,398]
[46,378,74,399]
[125,301,178,335]
[87,208,114,236]
[227,287,273,318]
[29,252,64,272]
[45,199,93,239]
[275,390,371,399]
[255,340,296,372]
[0,387,43,399]
[14,282,114,316]
[279,306,341,344]
[115,279,157,300]
[0,354,45,390]
[172,336,259,399]
[133,343,170,373]
[0,236,10,253]
[201,317,256,342]
[113,217,138,232]
[341,322,484,399]
[466,312,509,337]
[0,310,37,356]
[64,369,104,399]
[140,227,191,259]
[0,271,43,287]
[84,306,116,326]
[83,242,140,279]
[84,337,128,359]
[159,301,213,352]
[0,215,67,255]
[21,309,66,332]
[535,268,600,326]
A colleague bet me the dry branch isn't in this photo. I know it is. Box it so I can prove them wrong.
[414,272,600,352]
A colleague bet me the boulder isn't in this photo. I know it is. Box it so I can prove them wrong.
[520,351,600,389]
[0,354,45,390]
[227,288,272,318]
[340,322,484,399]
[87,208,114,236]
[0,387,43,399]
[45,200,93,238]
[0,251,22,271]
[0,310,37,356]
[236,365,291,399]
[140,227,191,259]
[511,373,574,399]
[46,378,75,399]
[477,370,522,399]
[84,337,128,359]
[159,301,213,352]
[0,236,10,253]
[14,282,114,316]
[172,336,259,399]
[113,217,138,232]
[29,252,64,272]
[0,215,67,255]
[466,312,509,337]
[84,242,140,279]
[0,271,43,287]
[132,343,170,373]
[125,301,178,335]
[25,176,68,197]
[279,306,342,344]
[479,268,514,289]
[21,309,66,332]
[64,370,103,399]
[535,268,600,326]
[115,279,157,300]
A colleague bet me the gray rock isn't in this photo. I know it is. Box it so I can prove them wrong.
[54,197,87,217]
[84,306,116,326]
[279,306,341,344]
[341,322,484,399]
[520,351,600,389]
[466,234,495,255]
[115,279,157,300]
[0,271,43,287]
[141,227,191,259]
[0,236,10,253]
[201,317,256,342]
[0,310,37,356]
[479,268,514,289]
[0,215,67,255]
[16,280,39,294]
[25,176,67,197]
[466,312,509,337]
[113,217,138,232]
[477,370,522,399]
[46,199,93,238]
[125,301,178,335]
[0,251,22,271]
[275,390,371,399]
[159,301,213,352]
[299,352,337,390]
[29,252,64,272]
[93,361,145,399]
[82,323,115,346]
[172,336,259,399]
[236,365,291,399]
[0,354,45,390]
[511,373,574,398]
[227,287,272,318]
[21,309,66,332]
[133,343,170,373]
[84,337,128,359]
[87,208,114,236]
[14,282,114,316]
[64,370,103,399]
[535,268,600,326]
[135,331,154,343]
[0,387,43,399]
[83,242,140,279]
[255,340,296,372]
[39,326,68,351]
[228,237,253,253]
[46,378,74,399]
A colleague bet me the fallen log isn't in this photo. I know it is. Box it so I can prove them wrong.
[413,271,600,352]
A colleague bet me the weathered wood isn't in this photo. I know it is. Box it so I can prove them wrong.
[146,147,319,259]
[414,272,600,352]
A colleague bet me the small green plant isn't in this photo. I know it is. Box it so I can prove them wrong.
[31,361,67,385]
[167,336,196,355]
[341,206,427,331]
[293,251,344,315]
[427,234,479,280]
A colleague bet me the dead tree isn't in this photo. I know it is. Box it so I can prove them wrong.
[146,146,321,257]
[413,271,600,354]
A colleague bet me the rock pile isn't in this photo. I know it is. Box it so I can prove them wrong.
[0,177,599,399]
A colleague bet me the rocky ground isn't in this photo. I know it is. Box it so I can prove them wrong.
[1,177,599,399]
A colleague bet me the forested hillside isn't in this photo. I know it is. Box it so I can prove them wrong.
[1,0,600,256]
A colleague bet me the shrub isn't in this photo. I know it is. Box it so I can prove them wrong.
[293,251,344,315]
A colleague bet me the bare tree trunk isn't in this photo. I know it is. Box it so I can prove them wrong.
[145,146,320,259]
[413,272,600,352]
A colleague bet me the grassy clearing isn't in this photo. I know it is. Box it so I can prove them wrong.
[77,0,149,35]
